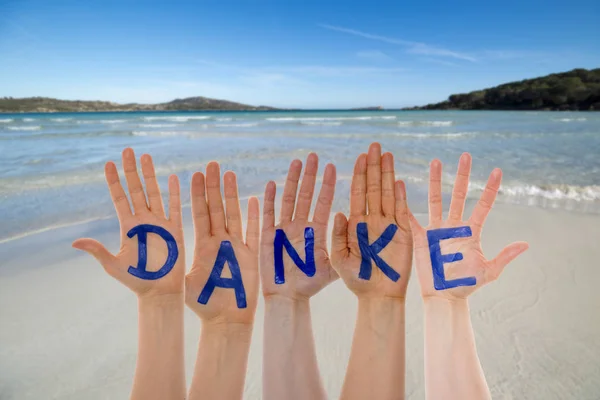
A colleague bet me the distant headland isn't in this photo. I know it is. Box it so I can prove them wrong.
[405,68,600,111]
[2,68,599,113]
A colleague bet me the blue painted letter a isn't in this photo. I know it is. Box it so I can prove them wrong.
[426,226,476,290]
[198,241,247,308]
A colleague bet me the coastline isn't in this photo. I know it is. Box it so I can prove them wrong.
[1,201,599,399]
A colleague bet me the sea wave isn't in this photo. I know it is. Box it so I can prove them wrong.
[0,119,14,123]
[398,120,454,127]
[499,183,600,202]
[215,123,258,128]
[138,123,179,128]
[7,126,42,131]
[394,131,476,139]
[132,131,186,137]
[266,116,396,122]
[216,117,233,121]
[300,121,343,126]
[100,119,126,124]
[553,118,587,122]
[142,116,211,122]
[50,118,72,122]
[23,118,35,122]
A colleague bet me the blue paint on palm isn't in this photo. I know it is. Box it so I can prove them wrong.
[127,224,178,280]
[273,227,316,284]
[198,240,247,308]
[427,226,477,290]
[357,222,400,282]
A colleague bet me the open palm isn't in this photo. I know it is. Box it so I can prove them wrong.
[331,143,413,299]
[408,153,529,300]
[184,162,260,325]
[73,148,185,298]
[260,153,337,300]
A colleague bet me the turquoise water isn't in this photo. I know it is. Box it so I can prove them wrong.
[1,110,599,242]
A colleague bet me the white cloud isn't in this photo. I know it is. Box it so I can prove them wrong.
[320,24,477,62]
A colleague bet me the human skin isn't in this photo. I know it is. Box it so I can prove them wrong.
[330,142,413,400]
[260,153,337,400]
[184,162,260,400]
[408,153,529,400]
[73,148,186,400]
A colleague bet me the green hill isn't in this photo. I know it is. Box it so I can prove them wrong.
[0,96,276,113]
[407,68,600,111]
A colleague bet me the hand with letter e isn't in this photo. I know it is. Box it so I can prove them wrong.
[408,153,529,400]
[73,148,186,400]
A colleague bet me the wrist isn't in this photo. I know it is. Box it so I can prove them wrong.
[201,319,254,338]
[423,296,469,318]
[138,292,184,311]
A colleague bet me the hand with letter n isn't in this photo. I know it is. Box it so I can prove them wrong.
[184,161,260,400]
[72,148,186,400]
[330,143,413,400]
[260,153,337,400]
[408,153,529,400]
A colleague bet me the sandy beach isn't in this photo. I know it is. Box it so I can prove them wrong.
[1,199,599,400]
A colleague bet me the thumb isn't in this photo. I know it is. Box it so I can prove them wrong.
[72,238,117,270]
[488,241,529,279]
[331,212,349,264]
[406,208,427,249]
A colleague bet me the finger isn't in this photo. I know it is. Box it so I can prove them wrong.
[294,153,318,221]
[206,162,226,235]
[448,153,472,222]
[280,159,302,222]
[168,175,182,229]
[246,196,260,252]
[350,153,367,217]
[263,181,276,231]
[191,172,210,239]
[381,152,396,217]
[394,180,410,233]
[331,212,349,265]
[488,242,529,280]
[223,171,243,240]
[366,142,382,215]
[72,238,117,274]
[313,163,336,226]
[140,154,165,218]
[469,168,502,232]
[428,159,443,225]
[122,148,148,214]
[104,161,132,220]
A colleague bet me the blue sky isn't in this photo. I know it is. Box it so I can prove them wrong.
[1,0,599,108]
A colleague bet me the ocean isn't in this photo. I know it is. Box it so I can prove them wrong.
[1,110,599,242]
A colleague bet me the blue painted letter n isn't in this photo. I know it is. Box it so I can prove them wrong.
[273,227,316,284]
[427,226,476,290]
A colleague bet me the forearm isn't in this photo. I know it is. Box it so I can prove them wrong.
[263,295,327,400]
[131,294,186,400]
[341,297,406,400]
[424,298,490,400]
[188,322,253,400]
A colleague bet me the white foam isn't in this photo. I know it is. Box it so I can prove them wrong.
[50,118,72,122]
[23,118,35,122]
[554,118,587,122]
[7,126,41,131]
[142,116,210,122]
[300,121,343,126]
[138,123,178,128]
[500,184,600,202]
[398,120,454,127]
[215,123,258,128]
[100,119,126,124]
[0,119,14,123]
[394,131,475,139]
[132,131,184,137]
[216,117,233,121]
[266,116,383,122]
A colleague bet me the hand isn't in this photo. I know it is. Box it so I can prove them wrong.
[408,153,529,300]
[73,148,185,298]
[185,162,260,325]
[331,143,413,299]
[260,153,337,300]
